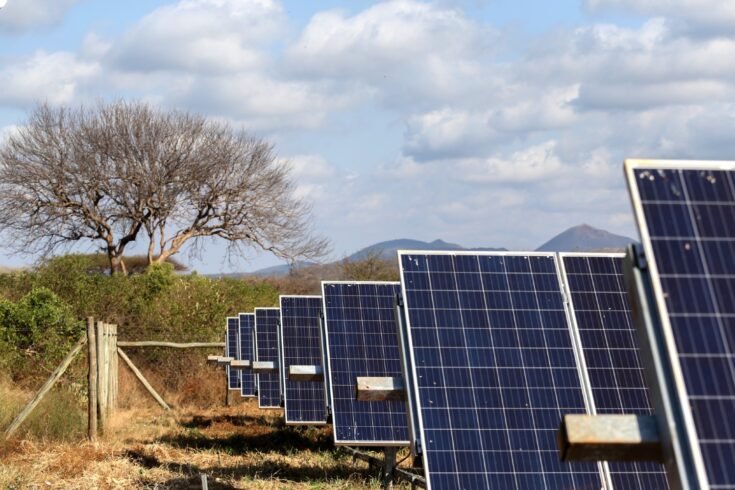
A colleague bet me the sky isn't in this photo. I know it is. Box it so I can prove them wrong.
[1,0,734,274]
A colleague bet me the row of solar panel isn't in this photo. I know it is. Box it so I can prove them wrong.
[220,251,666,490]
[219,160,735,490]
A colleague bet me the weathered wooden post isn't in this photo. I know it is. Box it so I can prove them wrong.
[96,321,108,433]
[86,317,97,441]
[110,324,118,411]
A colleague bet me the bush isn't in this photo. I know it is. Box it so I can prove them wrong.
[0,287,82,380]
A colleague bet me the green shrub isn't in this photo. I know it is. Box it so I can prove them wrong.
[0,287,82,379]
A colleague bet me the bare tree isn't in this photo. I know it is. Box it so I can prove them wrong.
[0,101,329,273]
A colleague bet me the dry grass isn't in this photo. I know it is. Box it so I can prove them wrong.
[1,397,413,489]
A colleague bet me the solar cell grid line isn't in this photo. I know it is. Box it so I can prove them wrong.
[255,307,281,409]
[226,317,241,390]
[279,295,327,425]
[559,252,670,490]
[398,250,604,490]
[239,313,256,398]
[321,281,410,446]
[626,159,735,489]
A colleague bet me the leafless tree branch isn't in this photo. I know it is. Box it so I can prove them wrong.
[0,101,330,273]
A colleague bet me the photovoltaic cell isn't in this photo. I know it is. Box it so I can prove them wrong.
[321,281,410,446]
[279,296,327,425]
[626,160,735,488]
[255,307,281,409]
[239,313,256,397]
[399,251,602,490]
[560,253,669,489]
[226,317,240,390]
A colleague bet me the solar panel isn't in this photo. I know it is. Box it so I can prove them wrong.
[226,317,241,390]
[398,251,603,489]
[321,281,410,446]
[239,313,256,398]
[255,307,281,409]
[626,160,735,489]
[279,296,328,425]
[559,253,669,489]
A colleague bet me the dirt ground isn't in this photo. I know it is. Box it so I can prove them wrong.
[0,398,415,489]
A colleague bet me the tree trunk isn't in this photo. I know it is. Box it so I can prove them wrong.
[109,253,127,275]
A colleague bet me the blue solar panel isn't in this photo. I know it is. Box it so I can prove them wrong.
[399,251,603,490]
[255,307,281,409]
[321,281,410,446]
[626,160,735,489]
[560,253,669,489]
[238,313,256,398]
[226,317,241,391]
[279,296,327,425]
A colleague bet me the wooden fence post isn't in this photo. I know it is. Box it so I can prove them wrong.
[86,317,97,441]
[109,324,118,412]
[96,321,108,434]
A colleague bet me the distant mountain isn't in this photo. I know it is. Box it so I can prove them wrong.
[245,226,633,276]
[535,224,635,252]
[247,260,317,277]
[348,238,505,260]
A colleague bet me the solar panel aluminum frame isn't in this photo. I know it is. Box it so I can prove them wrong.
[321,280,411,447]
[254,307,282,410]
[226,316,241,391]
[397,250,604,490]
[238,312,257,398]
[558,251,635,490]
[624,159,735,489]
[279,295,328,426]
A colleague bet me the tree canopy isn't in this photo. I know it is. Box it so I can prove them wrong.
[0,101,329,273]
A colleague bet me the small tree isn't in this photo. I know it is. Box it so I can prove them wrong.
[339,251,399,281]
[0,101,329,273]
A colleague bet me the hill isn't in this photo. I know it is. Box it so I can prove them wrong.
[535,224,635,252]
[246,224,635,276]
[347,238,506,261]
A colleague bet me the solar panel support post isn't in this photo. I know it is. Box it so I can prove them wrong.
[355,377,406,401]
[624,243,698,490]
[341,446,426,489]
[229,360,250,370]
[558,414,662,462]
[382,446,398,489]
[252,361,277,373]
[394,298,422,458]
[288,365,323,382]
[318,312,332,421]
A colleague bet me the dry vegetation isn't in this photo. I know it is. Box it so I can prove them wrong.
[1,359,413,489]
[0,254,413,488]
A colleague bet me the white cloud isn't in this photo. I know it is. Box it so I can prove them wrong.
[584,0,735,35]
[110,0,284,74]
[451,142,565,184]
[286,0,499,108]
[0,51,98,107]
[4,0,735,256]
[0,0,80,34]
[286,154,336,179]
